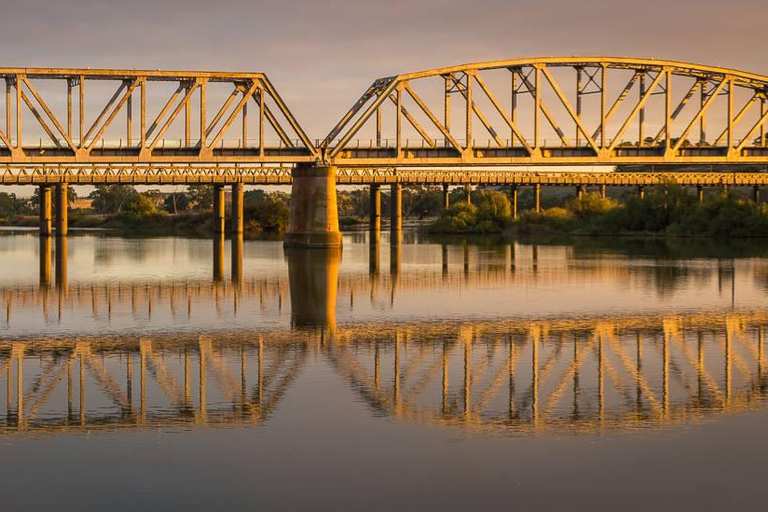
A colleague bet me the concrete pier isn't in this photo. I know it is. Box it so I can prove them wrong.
[285,164,342,247]
[442,184,450,209]
[369,184,381,233]
[213,184,226,235]
[54,183,68,237]
[534,184,541,213]
[390,183,402,236]
[510,185,518,219]
[39,185,53,236]
[464,184,472,205]
[231,182,244,235]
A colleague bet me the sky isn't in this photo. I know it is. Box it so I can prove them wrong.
[2,0,767,138]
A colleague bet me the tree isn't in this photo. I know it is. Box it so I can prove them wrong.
[89,185,137,214]
[0,192,31,218]
[30,186,77,209]
[187,184,214,210]
[163,192,190,213]
[121,193,158,217]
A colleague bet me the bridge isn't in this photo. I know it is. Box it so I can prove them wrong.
[2,58,768,245]
[1,310,766,435]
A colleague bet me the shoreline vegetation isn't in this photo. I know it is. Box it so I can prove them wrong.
[3,182,768,239]
[427,183,768,238]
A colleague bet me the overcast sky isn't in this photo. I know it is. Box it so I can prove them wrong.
[2,0,766,138]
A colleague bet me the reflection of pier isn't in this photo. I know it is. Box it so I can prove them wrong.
[1,311,766,435]
[6,241,741,327]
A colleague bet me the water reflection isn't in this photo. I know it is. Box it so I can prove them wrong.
[285,247,341,328]
[1,311,766,435]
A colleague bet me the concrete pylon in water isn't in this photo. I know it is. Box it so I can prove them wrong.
[284,164,342,247]
[286,247,341,329]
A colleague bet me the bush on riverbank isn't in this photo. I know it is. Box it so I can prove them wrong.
[517,184,768,237]
[426,190,513,233]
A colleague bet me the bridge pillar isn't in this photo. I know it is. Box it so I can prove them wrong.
[576,185,585,199]
[231,233,243,287]
[54,183,68,237]
[442,184,450,210]
[697,185,704,203]
[600,185,607,199]
[285,164,342,247]
[390,184,402,237]
[510,185,518,219]
[231,183,244,235]
[55,236,68,291]
[464,185,472,205]
[369,184,381,234]
[213,232,225,282]
[638,186,645,199]
[39,236,52,287]
[213,184,226,235]
[534,184,541,213]
[754,186,761,204]
[38,185,53,237]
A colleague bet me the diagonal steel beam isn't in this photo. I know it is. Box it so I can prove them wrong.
[609,71,665,151]
[513,69,569,147]
[593,72,640,140]
[87,79,140,151]
[447,73,504,147]
[672,78,728,152]
[387,93,435,148]
[652,80,702,144]
[20,90,62,148]
[540,66,599,153]
[472,73,533,153]
[403,82,462,152]
[208,82,257,150]
[21,77,77,152]
[714,91,759,146]
[148,81,199,151]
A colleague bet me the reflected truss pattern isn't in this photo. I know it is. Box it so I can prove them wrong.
[0,69,317,164]
[0,335,306,432]
[325,57,768,166]
[2,311,766,435]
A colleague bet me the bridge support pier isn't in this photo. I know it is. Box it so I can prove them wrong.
[638,186,645,199]
[39,185,53,237]
[697,185,704,203]
[510,185,518,219]
[576,185,585,199]
[286,247,340,329]
[285,164,342,247]
[464,185,472,205]
[390,184,402,240]
[213,184,226,235]
[231,183,244,235]
[600,185,607,199]
[54,183,68,237]
[442,184,450,210]
[369,184,381,234]
[534,184,541,213]
[754,186,761,204]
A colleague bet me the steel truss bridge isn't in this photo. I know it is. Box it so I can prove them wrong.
[1,57,768,173]
[1,310,766,435]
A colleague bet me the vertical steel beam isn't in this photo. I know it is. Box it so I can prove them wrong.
[727,79,734,151]
[79,76,84,148]
[242,99,247,149]
[638,73,646,146]
[5,79,10,142]
[600,65,606,150]
[15,75,21,149]
[200,80,207,149]
[258,86,264,157]
[140,79,146,150]
[665,70,672,152]
[534,67,540,149]
[465,72,472,152]
[576,68,583,146]
[67,80,73,139]
[700,81,707,144]
[375,106,381,148]
[396,87,402,159]
[185,84,192,148]
[127,87,132,147]
[444,75,451,147]
[511,72,517,148]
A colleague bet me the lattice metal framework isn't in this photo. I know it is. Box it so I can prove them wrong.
[0,69,317,164]
[324,57,768,166]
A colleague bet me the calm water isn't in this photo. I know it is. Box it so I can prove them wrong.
[1,229,768,511]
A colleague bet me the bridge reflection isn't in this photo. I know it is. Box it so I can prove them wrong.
[1,311,766,435]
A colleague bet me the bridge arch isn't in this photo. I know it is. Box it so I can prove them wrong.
[324,57,768,167]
